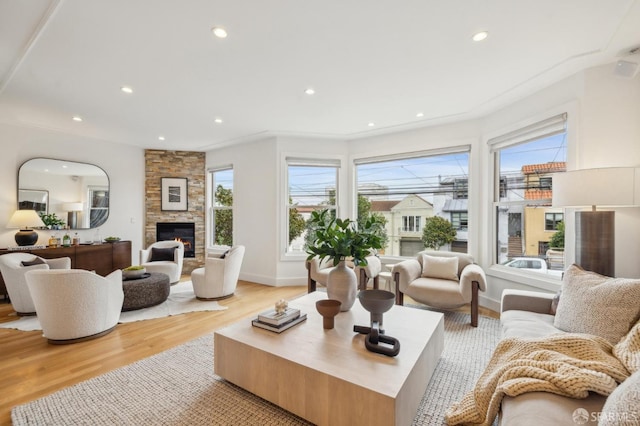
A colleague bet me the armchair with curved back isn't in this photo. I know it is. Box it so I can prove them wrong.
[306,255,381,292]
[0,253,71,315]
[140,240,184,284]
[25,269,124,344]
[192,245,245,300]
[393,250,487,327]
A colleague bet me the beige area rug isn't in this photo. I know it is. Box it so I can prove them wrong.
[12,309,500,425]
[0,281,226,331]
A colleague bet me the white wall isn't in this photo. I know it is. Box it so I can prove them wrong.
[0,123,145,263]
[206,137,280,284]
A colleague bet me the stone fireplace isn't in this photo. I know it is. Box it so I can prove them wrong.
[156,222,195,258]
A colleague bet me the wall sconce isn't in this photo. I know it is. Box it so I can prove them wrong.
[62,202,84,229]
[552,167,640,276]
[7,209,46,246]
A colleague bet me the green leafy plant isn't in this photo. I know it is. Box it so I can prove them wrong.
[421,216,457,250]
[39,212,65,228]
[549,221,565,249]
[305,209,384,267]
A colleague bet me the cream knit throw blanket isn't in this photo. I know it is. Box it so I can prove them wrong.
[445,326,640,426]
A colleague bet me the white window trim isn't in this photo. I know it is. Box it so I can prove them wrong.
[484,102,578,291]
[280,152,345,262]
[207,165,233,249]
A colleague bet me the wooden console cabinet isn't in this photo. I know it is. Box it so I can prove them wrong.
[0,241,132,299]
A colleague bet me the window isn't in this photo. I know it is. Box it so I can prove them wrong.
[88,187,109,228]
[451,212,468,230]
[355,147,470,257]
[545,212,564,231]
[209,167,233,246]
[402,215,421,232]
[286,159,339,253]
[490,113,567,271]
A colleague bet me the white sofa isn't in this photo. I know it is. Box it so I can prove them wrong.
[499,278,640,425]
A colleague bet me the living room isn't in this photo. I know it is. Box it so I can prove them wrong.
[1,1,640,424]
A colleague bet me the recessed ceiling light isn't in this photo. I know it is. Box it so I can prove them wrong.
[368,122,375,127]
[416,112,424,118]
[304,88,315,95]
[72,116,83,122]
[214,117,223,124]
[212,27,228,39]
[472,31,488,42]
[121,86,133,94]
[158,136,165,141]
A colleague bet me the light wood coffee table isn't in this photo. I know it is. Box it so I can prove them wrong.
[214,291,444,426]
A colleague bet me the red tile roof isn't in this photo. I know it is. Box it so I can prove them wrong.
[525,189,553,200]
[521,162,566,175]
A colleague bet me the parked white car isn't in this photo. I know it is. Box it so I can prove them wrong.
[502,257,563,278]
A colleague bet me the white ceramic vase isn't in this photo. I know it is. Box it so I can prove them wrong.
[327,260,357,311]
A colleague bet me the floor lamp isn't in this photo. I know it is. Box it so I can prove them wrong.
[552,167,639,277]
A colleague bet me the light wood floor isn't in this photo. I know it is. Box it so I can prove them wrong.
[0,280,498,425]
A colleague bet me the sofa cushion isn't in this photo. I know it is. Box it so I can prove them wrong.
[500,310,561,339]
[599,370,640,426]
[554,265,640,344]
[421,254,458,281]
[500,391,607,426]
[150,247,177,262]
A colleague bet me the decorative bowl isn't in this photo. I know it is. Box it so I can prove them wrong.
[123,266,146,279]
[316,299,342,329]
[104,237,121,243]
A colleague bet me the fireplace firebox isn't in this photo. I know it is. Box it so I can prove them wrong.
[156,222,195,258]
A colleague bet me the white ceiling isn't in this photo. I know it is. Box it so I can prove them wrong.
[1,0,639,151]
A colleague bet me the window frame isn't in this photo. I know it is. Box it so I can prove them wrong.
[207,166,234,248]
[489,112,568,281]
[354,145,471,258]
[283,157,341,257]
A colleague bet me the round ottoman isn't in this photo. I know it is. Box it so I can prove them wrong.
[122,272,171,311]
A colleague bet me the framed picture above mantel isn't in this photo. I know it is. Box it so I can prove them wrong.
[161,177,188,211]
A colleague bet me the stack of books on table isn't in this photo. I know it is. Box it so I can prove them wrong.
[252,307,307,333]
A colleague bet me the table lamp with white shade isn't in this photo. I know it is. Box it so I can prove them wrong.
[552,167,640,277]
[7,209,46,246]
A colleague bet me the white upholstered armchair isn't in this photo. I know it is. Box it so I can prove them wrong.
[0,253,71,315]
[191,245,245,300]
[25,269,124,344]
[393,250,487,327]
[140,240,184,284]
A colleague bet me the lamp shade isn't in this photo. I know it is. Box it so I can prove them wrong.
[552,167,639,208]
[62,202,84,212]
[7,210,45,229]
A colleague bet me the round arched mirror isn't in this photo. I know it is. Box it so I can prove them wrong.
[18,158,110,229]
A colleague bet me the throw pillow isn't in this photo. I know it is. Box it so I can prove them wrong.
[554,264,640,344]
[421,254,459,281]
[21,257,46,267]
[599,370,640,426]
[150,247,177,262]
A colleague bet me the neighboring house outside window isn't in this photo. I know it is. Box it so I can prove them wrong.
[490,113,567,275]
[355,148,470,257]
